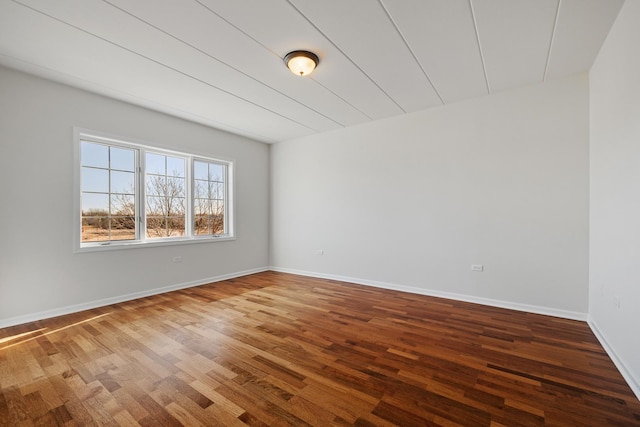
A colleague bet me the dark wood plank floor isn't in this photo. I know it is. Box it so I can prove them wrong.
[1,271,639,426]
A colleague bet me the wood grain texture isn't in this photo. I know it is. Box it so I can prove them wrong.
[1,271,638,426]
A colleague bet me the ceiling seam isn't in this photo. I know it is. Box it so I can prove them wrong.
[309,79,374,121]
[285,0,406,114]
[103,0,346,129]
[377,0,445,105]
[193,0,370,124]
[468,0,491,94]
[543,0,562,82]
[193,0,282,59]
[10,0,318,134]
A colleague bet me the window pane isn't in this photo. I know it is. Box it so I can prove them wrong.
[192,160,226,236]
[167,156,185,177]
[111,194,135,217]
[194,198,209,215]
[167,177,185,198]
[169,197,185,215]
[82,193,109,215]
[110,217,135,240]
[212,182,225,200]
[145,153,186,240]
[81,167,109,193]
[146,216,185,239]
[111,170,135,194]
[82,217,110,242]
[212,201,224,234]
[146,216,165,239]
[167,217,185,236]
[146,153,165,175]
[79,141,139,246]
[213,200,224,215]
[209,164,225,182]
[146,196,164,215]
[146,175,164,196]
[211,217,224,234]
[194,214,208,235]
[81,141,108,168]
[110,147,135,172]
[194,199,218,236]
[194,161,208,180]
[194,180,208,198]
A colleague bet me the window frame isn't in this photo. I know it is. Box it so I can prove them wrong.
[73,128,235,253]
[143,149,189,241]
[192,157,230,238]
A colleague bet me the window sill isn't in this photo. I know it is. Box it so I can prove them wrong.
[74,235,236,253]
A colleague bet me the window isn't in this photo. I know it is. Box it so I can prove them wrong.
[75,130,233,251]
[194,160,226,236]
[80,141,137,243]
[145,152,186,239]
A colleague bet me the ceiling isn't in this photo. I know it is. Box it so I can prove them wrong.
[0,0,624,144]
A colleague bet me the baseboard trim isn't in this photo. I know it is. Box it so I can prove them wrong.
[0,267,269,329]
[588,318,640,400]
[269,267,588,321]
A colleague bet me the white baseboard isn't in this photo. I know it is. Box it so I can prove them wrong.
[588,318,640,400]
[0,267,269,329]
[269,266,588,321]
[3,265,587,327]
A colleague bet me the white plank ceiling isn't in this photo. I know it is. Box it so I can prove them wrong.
[0,0,624,143]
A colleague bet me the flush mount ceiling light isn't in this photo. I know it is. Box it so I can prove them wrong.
[283,50,319,76]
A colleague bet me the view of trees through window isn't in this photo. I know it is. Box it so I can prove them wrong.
[81,141,136,242]
[80,138,228,245]
[145,153,186,238]
[194,160,225,235]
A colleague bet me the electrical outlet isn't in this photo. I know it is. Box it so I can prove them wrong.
[613,295,620,309]
[316,249,324,255]
[172,256,183,263]
[471,264,484,272]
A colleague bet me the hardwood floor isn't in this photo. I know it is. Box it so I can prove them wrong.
[1,271,639,426]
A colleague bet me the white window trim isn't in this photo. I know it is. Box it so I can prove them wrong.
[73,128,235,253]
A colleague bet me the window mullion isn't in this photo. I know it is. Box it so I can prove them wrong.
[224,164,229,236]
[186,158,193,238]
[139,150,147,242]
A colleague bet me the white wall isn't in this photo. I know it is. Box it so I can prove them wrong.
[589,0,640,396]
[0,66,269,326]
[272,73,589,317]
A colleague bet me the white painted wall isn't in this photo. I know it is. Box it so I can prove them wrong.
[589,0,640,396]
[271,74,590,317]
[0,66,269,326]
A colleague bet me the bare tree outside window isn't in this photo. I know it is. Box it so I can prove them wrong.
[194,160,226,235]
[145,153,186,238]
[81,142,136,242]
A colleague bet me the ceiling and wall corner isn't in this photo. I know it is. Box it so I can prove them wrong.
[0,0,625,144]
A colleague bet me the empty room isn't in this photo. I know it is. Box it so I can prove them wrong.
[1,0,639,425]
